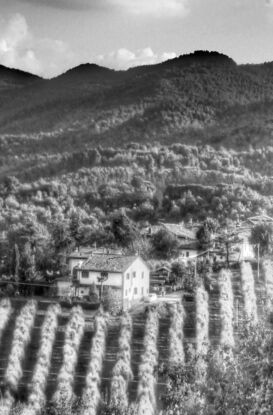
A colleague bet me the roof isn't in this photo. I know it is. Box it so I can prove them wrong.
[80,254,140,273]
[179,241,200,250]
[154,266,171,272]
[69,247,124,259]
[246,214,273,224]
[68,248,94,259]
[161,223,197,240]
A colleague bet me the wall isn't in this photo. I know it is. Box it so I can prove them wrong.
[78,270,123,287]
[75,257,150,310]
[179,248,198,263]
[122,257,150,309]
[68,258,86,275]
[57,281,72,297]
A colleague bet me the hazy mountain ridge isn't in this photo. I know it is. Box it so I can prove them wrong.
[1,51,273,160]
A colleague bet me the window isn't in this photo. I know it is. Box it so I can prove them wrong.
[186,251,189,258]
[141,287,144,295]
[82,271,89,278]
[142,272,144,279]
[134,287,138,295]
[126,273,130,280]
[133,272,136,278]
[125,290,128,297]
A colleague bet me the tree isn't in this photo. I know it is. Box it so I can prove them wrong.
[171,261,186,284]
[151,229,179,259]
[160,320,273,415]
[13,243,20,283]
[69,210,83,248]
[250,222,273,256]
[196,218,218,249]
[102,287,122,315]
[20,242,36,282]
[111,211,138,248]
[97,271,109,300]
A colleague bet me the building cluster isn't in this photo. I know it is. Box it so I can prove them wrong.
[57,249,150,311]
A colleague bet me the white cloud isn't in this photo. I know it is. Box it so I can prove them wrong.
[95,47,177,70]
[109,0,189,18]
[0,13,74,78]
[266,0,273,6]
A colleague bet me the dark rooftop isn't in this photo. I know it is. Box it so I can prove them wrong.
[80,254,139,273]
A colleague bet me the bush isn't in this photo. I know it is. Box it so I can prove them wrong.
[102,287,123,315]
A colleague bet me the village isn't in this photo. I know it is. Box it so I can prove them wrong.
[22,213,270,313]
[0,212,273,415]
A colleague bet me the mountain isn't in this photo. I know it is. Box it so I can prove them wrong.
[1,51,273,163]
[2,53,273,241]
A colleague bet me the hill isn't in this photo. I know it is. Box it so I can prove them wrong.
[0,65,41,90]
[1,52,273,244]
[1,51,273,160]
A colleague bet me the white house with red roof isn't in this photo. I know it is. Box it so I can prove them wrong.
[73,253,150,310]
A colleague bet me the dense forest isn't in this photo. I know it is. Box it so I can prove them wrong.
[0,142,273,283]
[1,51,273,282]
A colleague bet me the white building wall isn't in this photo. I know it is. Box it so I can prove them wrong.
[75,257,150,309]
[122,258,150,309]
[179,248,199,263]
[68,258,86,275]
[78,271,123,287]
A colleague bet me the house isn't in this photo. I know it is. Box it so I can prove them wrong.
[73,254,150,310]
[178,241,200,262]
[68,247,123,276]
[160,222,198,242]
[68,248,94,276]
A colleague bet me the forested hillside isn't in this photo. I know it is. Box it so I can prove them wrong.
[1,51,273,276]
[2,51,273,163]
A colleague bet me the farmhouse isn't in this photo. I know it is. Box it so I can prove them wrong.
[73,254,150,310]
[68,247,123,276]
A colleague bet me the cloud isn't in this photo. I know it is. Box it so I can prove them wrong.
[0,14,74,78]
[109,0,189,17]
[95,47,177,70]
[16,0,93,11]
[18,0,189,16]
[266,0,273,6]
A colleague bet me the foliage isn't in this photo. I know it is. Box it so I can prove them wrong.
[196,218,218,249]
[102,287,123,316]
[151,229,179,259]
[161,321,273,415]
[111,211,138,248]
[1,142,273,283]
[81,311,108,415]
[250,223,273,256]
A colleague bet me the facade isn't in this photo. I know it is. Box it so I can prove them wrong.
[55,277,73,297]
[73,254,150,310]
[68,248,93,276]
[178,241,200,262]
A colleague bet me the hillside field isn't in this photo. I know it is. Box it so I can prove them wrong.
[0,260,272,415]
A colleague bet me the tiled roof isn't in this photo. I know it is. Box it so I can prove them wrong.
[69,248,94,259]
[80,254,138,273]
[179,241,200,250]
[161,223,197,240]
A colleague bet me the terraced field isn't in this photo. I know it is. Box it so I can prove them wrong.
[0,260,272,415]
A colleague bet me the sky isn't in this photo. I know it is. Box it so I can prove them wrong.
[0,0,273,78]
